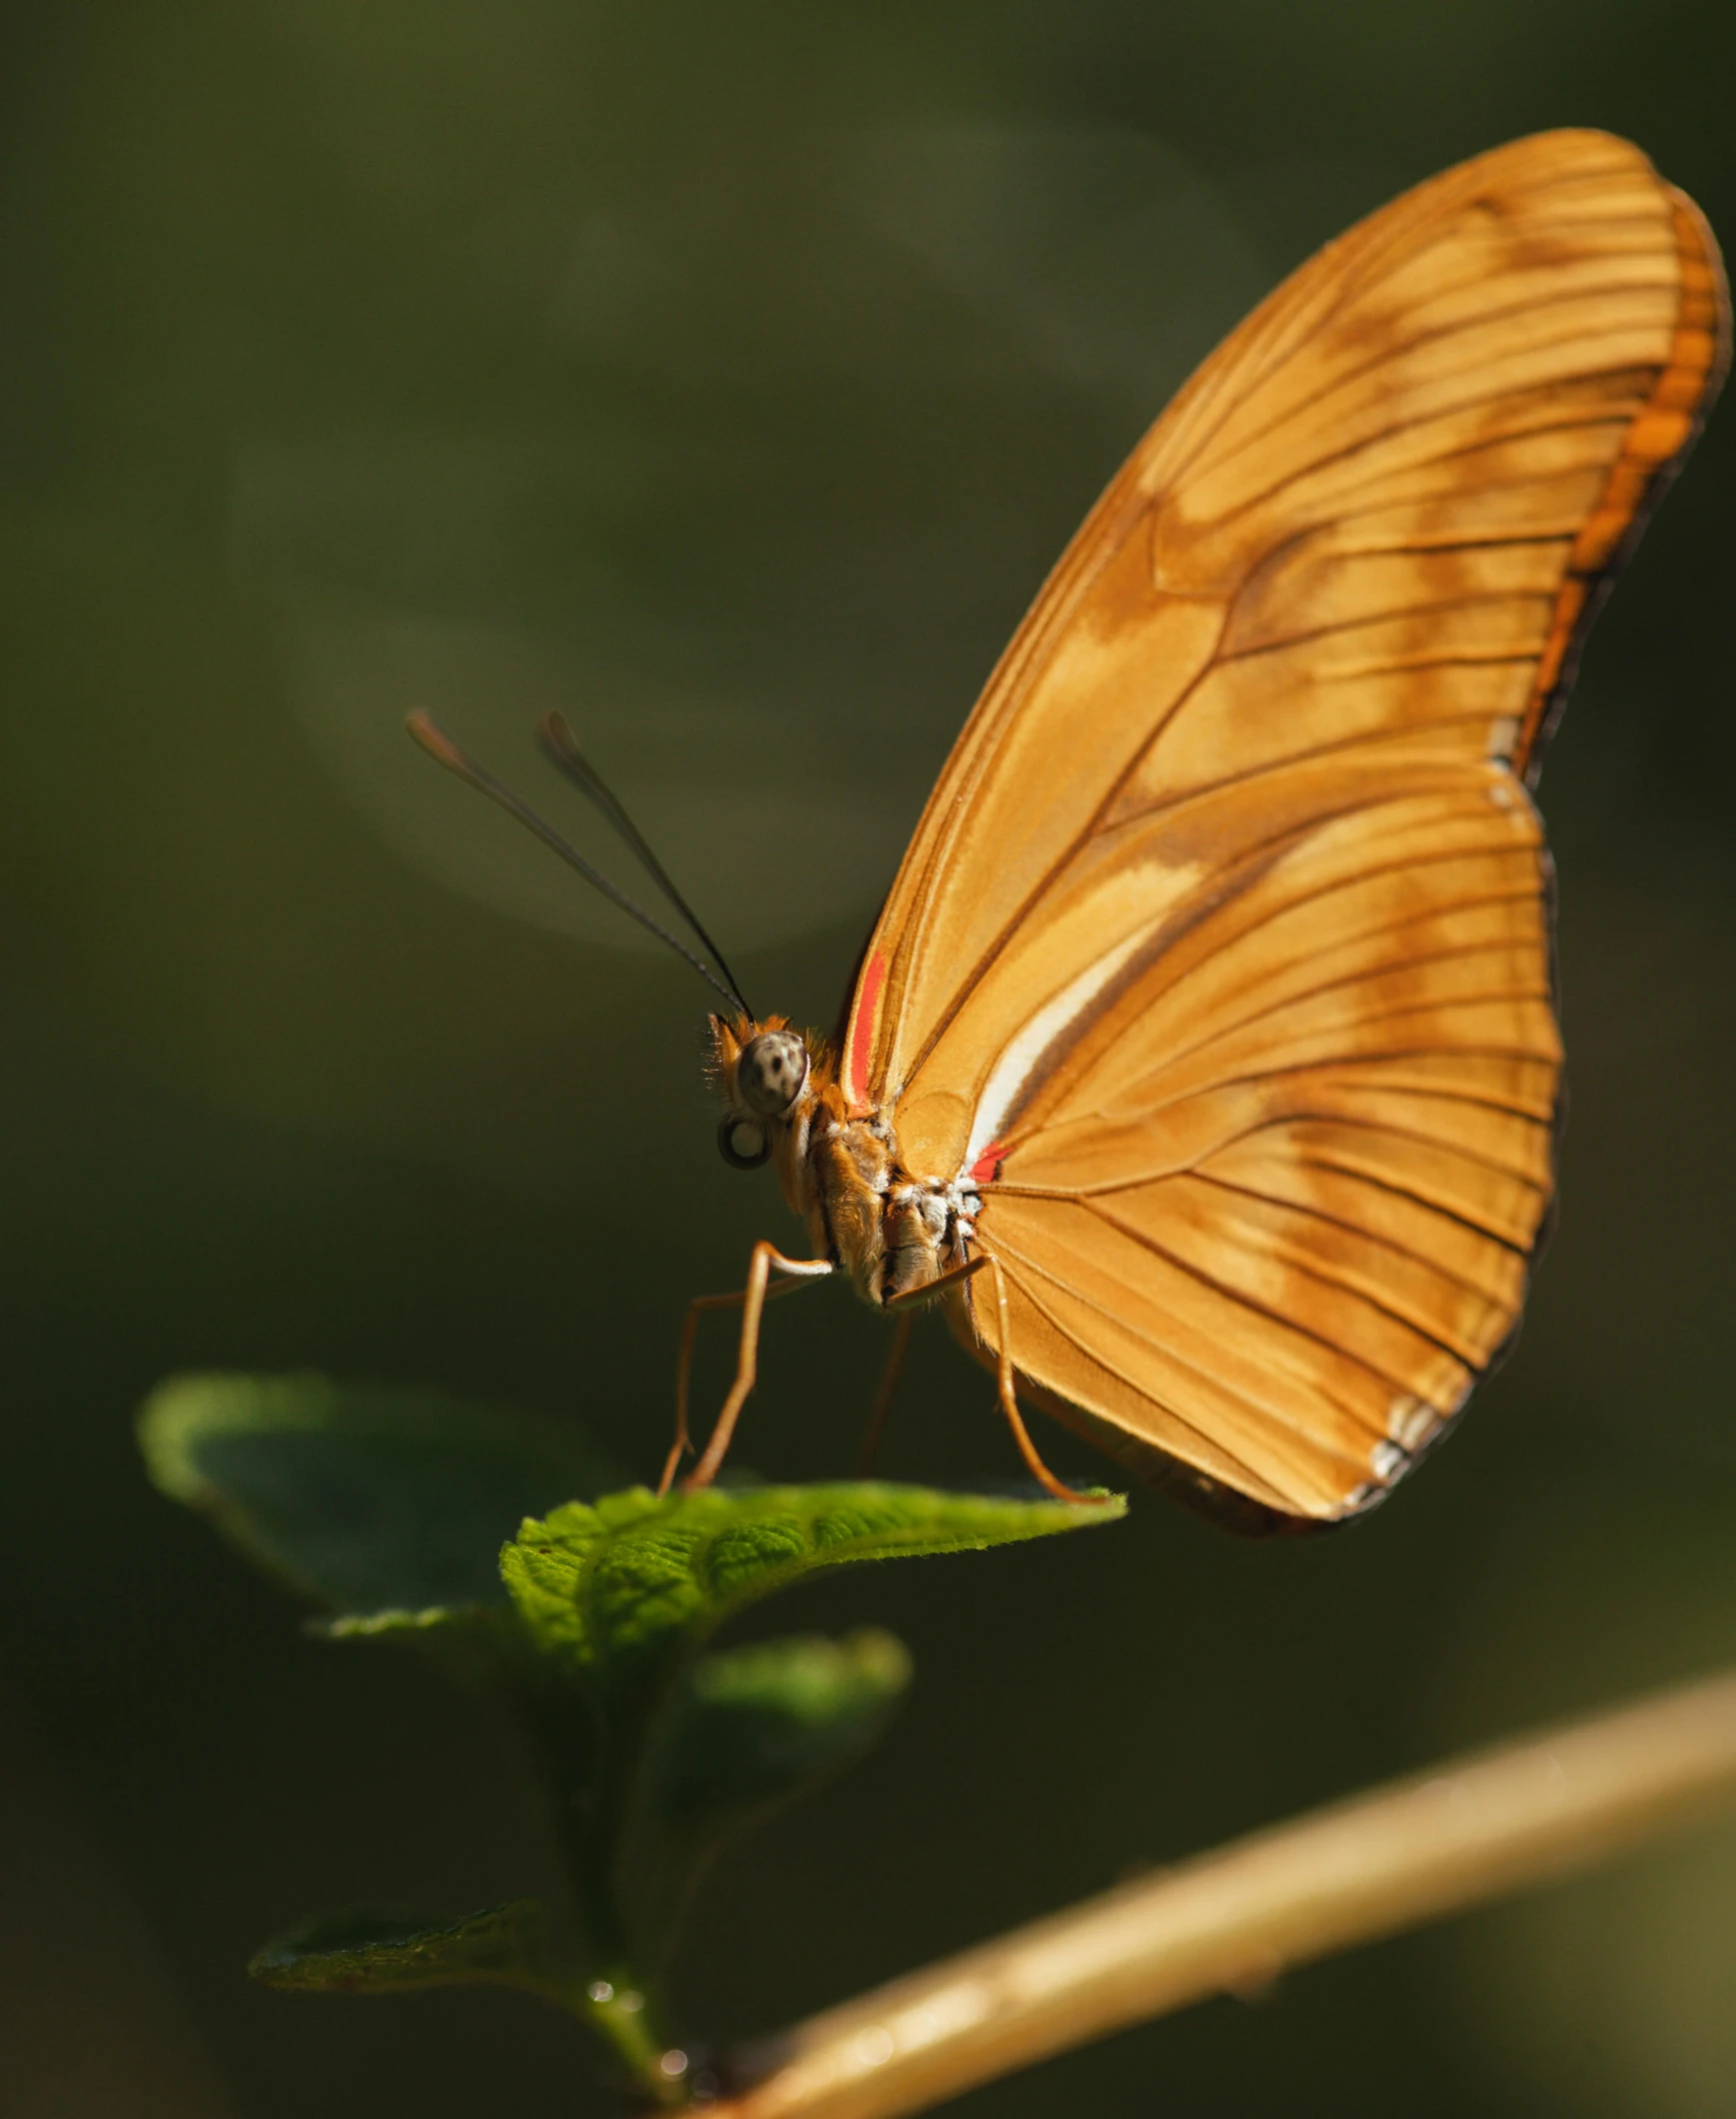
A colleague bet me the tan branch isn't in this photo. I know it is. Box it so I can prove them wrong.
[709,1663,1736,2119]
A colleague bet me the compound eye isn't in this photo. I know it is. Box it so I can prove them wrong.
[718,1115,772,1169]
[738,1032,810,1117]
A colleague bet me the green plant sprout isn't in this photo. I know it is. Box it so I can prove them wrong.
[140,1375,1736,2119]
[138,1372,1736,2119]
[138,1373,1122,2106]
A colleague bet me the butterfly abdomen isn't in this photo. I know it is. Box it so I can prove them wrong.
[881,1184,953,1303]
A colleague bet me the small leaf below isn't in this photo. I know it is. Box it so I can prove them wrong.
[140,1372,621,1612]
[249,1900,550,1994]
[626,1628,912,1949]
[653,1628,912,1835]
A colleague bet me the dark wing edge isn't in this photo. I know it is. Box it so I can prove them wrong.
[1519,191,1730,784]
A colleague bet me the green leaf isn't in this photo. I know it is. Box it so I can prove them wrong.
[313,1605,604,1802]
[314,1599,551,1689]
[503,1481,1122,1711]
[651,1629,912,1838]
[248,1900,551,1995]
[504,1485,1115,1968]
[633,1628,910,1936]
[139,1372,622,1613]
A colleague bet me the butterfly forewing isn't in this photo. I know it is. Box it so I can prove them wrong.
[840,130,1727,1521]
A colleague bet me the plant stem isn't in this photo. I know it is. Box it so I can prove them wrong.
[565,1971,689,2106]
[509,1683,687,2099]
[709,1662,1736,2119]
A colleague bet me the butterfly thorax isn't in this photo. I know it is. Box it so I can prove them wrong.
[710,1013,981,1308]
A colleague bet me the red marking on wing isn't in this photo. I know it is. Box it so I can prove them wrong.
[969,1142,1006,1186]
[846,950,887,1110]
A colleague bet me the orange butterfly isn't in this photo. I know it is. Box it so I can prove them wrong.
[415,131,1727,1531]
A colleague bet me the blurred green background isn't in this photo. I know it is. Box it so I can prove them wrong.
[4,3,1736,2113]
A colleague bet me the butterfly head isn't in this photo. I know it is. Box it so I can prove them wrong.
[737,1028,811,1115]
[710,1013,821,1169]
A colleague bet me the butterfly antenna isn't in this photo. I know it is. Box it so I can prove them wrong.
[537,711,752,1019]
[405,712,751,1015]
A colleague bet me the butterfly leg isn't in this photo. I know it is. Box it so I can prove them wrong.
[858,1255,992,1473]
[662,1270,816,1496]
[669,1243,834,1494]
[856,1310,915,1475]
[982,1254,1106,1505]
